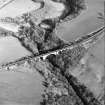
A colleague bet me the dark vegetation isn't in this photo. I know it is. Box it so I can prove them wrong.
[47,46,86,69]
[46,46,102,105]
[18,18,65,55]
[12,0,102,105]
[39,19,56,33]
[58,0,86,21]
[38,60,84,105]
[17,0,86,54]
[65,74,102,105]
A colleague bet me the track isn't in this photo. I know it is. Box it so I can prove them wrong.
[0,26,104,69]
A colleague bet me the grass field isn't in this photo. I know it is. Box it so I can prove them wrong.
[0,0,40,18]
[57,0,104,41]
[0,0,104,104]
[0,71,43,105]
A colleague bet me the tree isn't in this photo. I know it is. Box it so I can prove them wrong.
[0,0,104,105]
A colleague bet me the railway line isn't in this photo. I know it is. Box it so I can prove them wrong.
[0,26,104,69]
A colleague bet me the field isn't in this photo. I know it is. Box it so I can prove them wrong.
[0,0,104,105]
